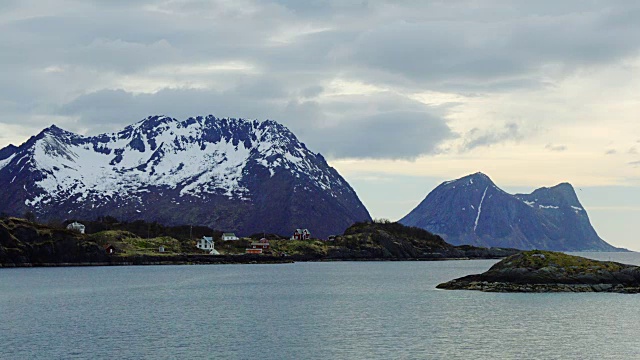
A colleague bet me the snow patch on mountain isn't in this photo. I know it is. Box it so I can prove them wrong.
[474,186,488,232]
[0,154,16,171]
[538,205,560,209]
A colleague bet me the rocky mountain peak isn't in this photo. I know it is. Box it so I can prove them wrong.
[400,172,619,251]
[0,115,371,238]
[0,144,17,161]
[443,172,495,189]
[516,182,581,209]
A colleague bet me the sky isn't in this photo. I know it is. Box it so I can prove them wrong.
[1,0,640,250]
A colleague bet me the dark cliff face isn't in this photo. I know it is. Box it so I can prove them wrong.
[0,144,17,161]
[0,115,371,238]
[0,218,108,265]
[399,172,619,251]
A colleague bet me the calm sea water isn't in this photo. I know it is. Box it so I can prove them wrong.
[2,253,640,359]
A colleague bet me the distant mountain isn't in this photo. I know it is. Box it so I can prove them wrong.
[0,115,371,238]
[399,172,622,251]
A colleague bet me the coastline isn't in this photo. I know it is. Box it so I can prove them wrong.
[0,253,511,268]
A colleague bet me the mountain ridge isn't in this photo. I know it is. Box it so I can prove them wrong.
[399,172,622,251]
[0,115,372,238]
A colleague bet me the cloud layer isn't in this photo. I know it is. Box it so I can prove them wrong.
[2,1,640,161]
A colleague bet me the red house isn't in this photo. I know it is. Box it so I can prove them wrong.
[246,241,270,254]
[104,244,116,255]
[250,241,270,250]
[291,229,311,240]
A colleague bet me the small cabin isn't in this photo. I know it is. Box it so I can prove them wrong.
[158,246,165,253]
[246,248,262,254]
[66,222,86,234]
[104,244,116,255]
[222,233,239,241]
[291,229,311,240]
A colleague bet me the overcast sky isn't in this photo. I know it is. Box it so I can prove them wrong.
[2,0,640,249]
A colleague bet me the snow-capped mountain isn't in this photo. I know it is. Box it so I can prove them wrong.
[399,172,621,251]
[0,115,371,237]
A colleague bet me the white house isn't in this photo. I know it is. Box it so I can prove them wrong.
[221,233,239,241]
[196,236,220,255]
[66,222,86,234]
[291,229,311,240]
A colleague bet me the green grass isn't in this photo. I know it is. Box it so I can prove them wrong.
[270,239,332,256]
[88,230,182,255]
[497,250,625,274]
[216,239,251,254]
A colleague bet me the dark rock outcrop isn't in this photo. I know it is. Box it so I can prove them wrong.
[437,250,640,293]
[0,218,109,266]
[325,221,520,260]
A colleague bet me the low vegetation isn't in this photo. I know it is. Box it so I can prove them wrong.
[270,240,331,256]
[495,250,625,275]
[87,230,182,256]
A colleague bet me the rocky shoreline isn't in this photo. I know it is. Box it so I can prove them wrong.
[0,253,514,268]
[437,250,640,293]
[0,254,295,267]
[438,281,640,293]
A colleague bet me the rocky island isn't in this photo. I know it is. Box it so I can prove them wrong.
[437,250,640,293]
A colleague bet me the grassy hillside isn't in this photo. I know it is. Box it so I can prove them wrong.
[1,216,518,264]
[492,250,625,275]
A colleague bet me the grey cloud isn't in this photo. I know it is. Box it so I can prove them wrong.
[461,123,526,151]
[57,86,455,159]
[341,3,640,88]
[300,86,323,98]
[605,149,617,155]
[4,0,640,156]
[629,161,640,167]
[309,111,455,159]
[58,88,283,133]
[546,144,567,152]
[347,21,525,82]
[0,0,19,11]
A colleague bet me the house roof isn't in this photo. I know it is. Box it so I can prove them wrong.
[222,233,236,236]
[203,236,213,241]
[250,242,269,246]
